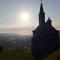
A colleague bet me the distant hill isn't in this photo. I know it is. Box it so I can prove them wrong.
[0,33,32,49]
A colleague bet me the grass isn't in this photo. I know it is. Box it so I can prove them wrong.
[45,48,60,60]
[0,48,60,60]
[0,48,33,60]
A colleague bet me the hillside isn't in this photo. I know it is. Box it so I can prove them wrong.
[0,48,60,60]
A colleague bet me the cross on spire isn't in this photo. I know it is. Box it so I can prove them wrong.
[40,0,42,3]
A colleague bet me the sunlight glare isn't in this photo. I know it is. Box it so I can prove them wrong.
[18,11,31,26]
[19,12,30,22]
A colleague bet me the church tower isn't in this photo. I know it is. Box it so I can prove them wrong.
[31,0,59,60]
[39,2,45,25]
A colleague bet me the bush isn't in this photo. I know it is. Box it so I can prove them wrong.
[0,46,3,52]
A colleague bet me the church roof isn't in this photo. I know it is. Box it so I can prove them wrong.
[33,23,57,33]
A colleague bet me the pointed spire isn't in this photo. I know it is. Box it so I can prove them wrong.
[40,1,44,13]
[39,0,45,25]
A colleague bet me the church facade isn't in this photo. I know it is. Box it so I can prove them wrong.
[31,2,59,59]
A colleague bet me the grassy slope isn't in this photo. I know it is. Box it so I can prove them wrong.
[0,48,60,60]
[45,49,60,60]
[0,48,33,60]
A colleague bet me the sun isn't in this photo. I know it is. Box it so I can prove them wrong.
[18,11,30,22]
[18,11,30,26]
[21,12,30,21]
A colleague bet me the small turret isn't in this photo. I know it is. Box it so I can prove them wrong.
[47,17,52,26]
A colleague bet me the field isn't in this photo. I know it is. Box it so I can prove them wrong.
[0,48,60,60]
[0,48,33,60]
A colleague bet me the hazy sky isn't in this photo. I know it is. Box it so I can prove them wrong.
[0,0,60,34]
